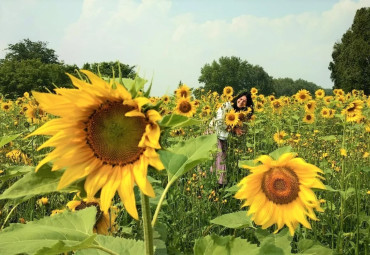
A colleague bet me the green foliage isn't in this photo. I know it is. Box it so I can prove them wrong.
[329,7,370,94]
[272,78,322,97]
[82,61,136,79]
[159,114,203,129]
[0,207,97,255]
[0,134,20,147]
[3,38,59,64]
[198,56,274,95]
[210,211,253,229]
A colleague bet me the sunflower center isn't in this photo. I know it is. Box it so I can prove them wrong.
[180,91,188,98]
[261,167,300,204]
[86,101,148,166]
[179,101,191,113]
[306,115,312,120]
[228,114,235,121]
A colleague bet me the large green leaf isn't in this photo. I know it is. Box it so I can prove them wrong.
[194,235,259,255]
[210,211,253,229]
[0,207,97,255]
[0,165,33,188]
[0,163,84,201]
[297,239,333,255]
[256,229,292,254]
[160,134,217,181]
[75,235,145,255]
[0,134,20,147]
[159,114,202,129]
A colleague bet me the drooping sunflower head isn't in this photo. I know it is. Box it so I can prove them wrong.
[175,84,191,99]
[28,70,164,219]
[271,100,283,113]
[323,96,333,105]
[223,86,234,97]
[235,153,326,235]
[175,97,196,117]
[225,109,239,127]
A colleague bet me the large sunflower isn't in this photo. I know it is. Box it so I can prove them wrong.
[235,153,325,235]
[225,109,239,127]
[223,86,234,97]
[28,70,164,219]
[295,89,311,103]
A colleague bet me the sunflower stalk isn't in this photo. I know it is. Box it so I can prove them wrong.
[141,191,154,255]
[152,179,175,227]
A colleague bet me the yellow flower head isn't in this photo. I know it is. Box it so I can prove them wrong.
[1,102,13,112]
[315,89,325,99]
[27,70,164,219]
[255,102,264,112]
[340,148,347,157]
[271,99,283,114]
[251,87,258,95]
[273,131,287,145]
[38,197,48,205]
[295,89,312,103]
[225,109,239,127]
[304,100,316,113]
[235,153,326,236]
[223,86,234,97]
[303,113,315,124]
[175,84,191,99]
[175,97,196,117]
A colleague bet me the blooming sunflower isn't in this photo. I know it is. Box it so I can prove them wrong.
[223,86,234,97]
[303,113,315,124]
[341,100,364,122]
[251,87,258,95]
[255,102,264,113]
[175,97,196,117]
[273,131,287,145]
[315,89,325,99]
[28,70,164,219]
[304,100,316,113]
[235,153,325,235]
[295,89,311,103]
[271,100,283,114]
[225,109,239,127]
[175,84,191,99]
[161,95,170,104]
[1,102,12,112]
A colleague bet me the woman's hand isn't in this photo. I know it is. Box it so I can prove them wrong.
[233,126,245,136]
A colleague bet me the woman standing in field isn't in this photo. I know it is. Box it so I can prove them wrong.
[210,89,254,186]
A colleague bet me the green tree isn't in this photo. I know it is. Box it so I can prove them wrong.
[3,38,59,64]
[198,56,274,95]
[272,78,322,97]
[82,61,136,79]
[328,7,370,94]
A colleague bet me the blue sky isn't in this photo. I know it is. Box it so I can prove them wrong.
[1,0,369,96]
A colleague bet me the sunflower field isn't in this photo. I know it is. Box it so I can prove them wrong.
[0,71,369,255]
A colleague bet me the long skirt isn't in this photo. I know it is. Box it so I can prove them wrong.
[210,138,228,185]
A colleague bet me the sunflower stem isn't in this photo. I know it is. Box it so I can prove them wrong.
[141,191,154,255]
[152,179,174,227]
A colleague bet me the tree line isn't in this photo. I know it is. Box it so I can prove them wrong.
[0,7,368,99]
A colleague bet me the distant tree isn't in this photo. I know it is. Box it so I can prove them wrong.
[198,56,274,95]
[273,78,322,97]
[3,38,59,64]
[328,7,370,94]
[82,61,136,79]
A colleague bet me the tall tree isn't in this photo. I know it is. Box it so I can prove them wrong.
[4,38,59,64]
[328,7,370,94]
[198,56,274,95]
[82,61,136,79]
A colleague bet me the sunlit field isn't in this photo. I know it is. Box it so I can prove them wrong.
[0,72,369,255]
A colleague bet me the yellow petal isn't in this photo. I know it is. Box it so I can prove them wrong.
[118,167,139,220]
[100,167,121,213]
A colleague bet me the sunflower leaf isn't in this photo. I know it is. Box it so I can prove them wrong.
[0,133,20,147]
[194,234,259,255]
[0,207,97,255]
[257,228,293,254]
[0,163,84,201]
[159,114,202,129]
[269,146,293,160]
[210,211,254,229]
[74,235,145,255]
[160,134,217,181]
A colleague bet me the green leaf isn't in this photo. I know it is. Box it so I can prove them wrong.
[0,163,84,201]
[238,159,258,168]
[339,187,355,200]
[319,135,337,141]
[297,239,334,254]
[225,184,239,193]
[0,134,20,147]
[0,165,33,185]
[194,235,259,255]
[160,134,217,181]
[159,114,202,129]
[210,211,253,229]
[256,228,293,254]
[75,235,145,255]
[0,207,97,255]
[269,146,293,160]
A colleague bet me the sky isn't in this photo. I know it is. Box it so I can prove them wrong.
[1,0,369,96]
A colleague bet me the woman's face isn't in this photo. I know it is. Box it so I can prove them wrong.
[237,95,247,108]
